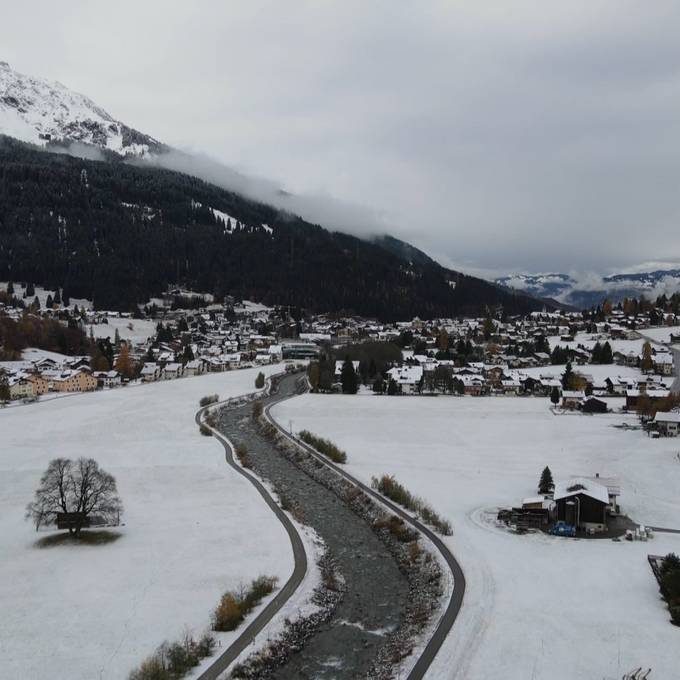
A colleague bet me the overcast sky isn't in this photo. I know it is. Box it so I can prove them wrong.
[3,1,680,277]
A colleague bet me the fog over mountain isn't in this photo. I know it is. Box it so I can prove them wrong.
[2,2,680,276]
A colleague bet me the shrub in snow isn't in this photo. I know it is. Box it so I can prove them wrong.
[371,474,452,536]
[128,631,215,680]
[298,430,347,464]
[212,576,278,632]
[199,394,219,407]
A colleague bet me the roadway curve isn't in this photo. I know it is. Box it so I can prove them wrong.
[266,388,467,680]
[198,373,466,679]
[194,386,308,680]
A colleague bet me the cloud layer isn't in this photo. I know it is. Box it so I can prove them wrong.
[3,2,680,275]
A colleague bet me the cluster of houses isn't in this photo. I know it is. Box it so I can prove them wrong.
[0,294,323,403]
[2,283,679,411]
[0,354,99,400]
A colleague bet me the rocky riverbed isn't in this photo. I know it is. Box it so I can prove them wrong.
[216,372,443,679]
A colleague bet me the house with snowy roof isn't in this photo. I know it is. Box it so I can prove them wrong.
[387,365,423,394]
[653,411,680,437]
[561,390,585,409]
[554,477,610,533]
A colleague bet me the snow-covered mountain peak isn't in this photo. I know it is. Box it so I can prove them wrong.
[0,62,162,157]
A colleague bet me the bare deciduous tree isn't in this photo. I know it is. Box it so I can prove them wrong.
[26,458,123,536]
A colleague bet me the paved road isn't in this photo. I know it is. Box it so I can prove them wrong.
[199,373,466,679]
[266,389,467,680]
[194,385,308,680]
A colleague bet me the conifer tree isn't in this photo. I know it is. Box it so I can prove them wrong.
[591,342,602,364]
[45,294,53,309]
[550,385,560,405]
[641,341,653,373]
[341,357,358,394]
[538,466,554,494]
[561,361,574,390]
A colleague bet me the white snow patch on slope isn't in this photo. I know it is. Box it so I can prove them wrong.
[0,61,157,156]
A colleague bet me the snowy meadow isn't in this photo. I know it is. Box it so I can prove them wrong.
[0,365,290,680]
[272,394,680,680]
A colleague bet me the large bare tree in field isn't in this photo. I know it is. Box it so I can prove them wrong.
[26,458,123,536]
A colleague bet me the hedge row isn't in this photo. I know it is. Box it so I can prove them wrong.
[372,474,452,536]
[128,632,215,680]
[298,430,347,464]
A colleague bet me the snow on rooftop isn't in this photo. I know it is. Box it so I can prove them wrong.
[553,477,610,505]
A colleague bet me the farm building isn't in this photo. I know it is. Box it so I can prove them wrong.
[554,478,610,533]
[581,397,608,414]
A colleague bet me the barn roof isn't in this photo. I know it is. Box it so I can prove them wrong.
[554,478,609,505]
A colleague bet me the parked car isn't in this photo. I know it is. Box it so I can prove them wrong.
[549,521,576,537]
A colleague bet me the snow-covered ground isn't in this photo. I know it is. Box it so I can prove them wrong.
[85,317,157,345]
[272,394,680,680]
[0,365,291,680]
[1,282,92,310]
[639,325,680,345]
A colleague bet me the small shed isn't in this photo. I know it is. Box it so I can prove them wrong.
[582,396,608,414]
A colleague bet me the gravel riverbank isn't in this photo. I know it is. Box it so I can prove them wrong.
[216,373,443,679]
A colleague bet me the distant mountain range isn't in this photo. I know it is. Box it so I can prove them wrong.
[495,270,680,309]
[0,62,551,319]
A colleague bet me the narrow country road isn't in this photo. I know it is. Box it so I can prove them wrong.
[266,394,467,680]
[194,384,308,680]
[199,371,466,679]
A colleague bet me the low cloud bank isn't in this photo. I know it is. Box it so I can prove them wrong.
[138,149,392,239]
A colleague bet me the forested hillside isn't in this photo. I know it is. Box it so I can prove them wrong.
[0,137,546,319]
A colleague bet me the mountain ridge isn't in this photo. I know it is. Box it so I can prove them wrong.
[496,269,680,309]
[0,61,163,157]
[0,63,552,319]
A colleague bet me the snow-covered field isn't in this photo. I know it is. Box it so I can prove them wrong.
[0,365,291,680]
[272,394,680,680]
[639,325,680,345]
[85,317,157,345]
[1,282,92,310]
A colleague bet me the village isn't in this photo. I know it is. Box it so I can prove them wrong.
[1,284,680,433]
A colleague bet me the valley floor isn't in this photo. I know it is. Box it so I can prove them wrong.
[272,394,680,680]
[0,365,290,680]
